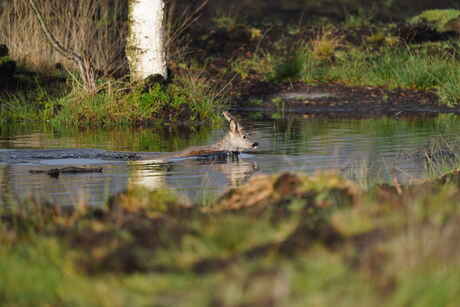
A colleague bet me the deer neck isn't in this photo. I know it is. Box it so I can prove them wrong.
[212,133,237,152]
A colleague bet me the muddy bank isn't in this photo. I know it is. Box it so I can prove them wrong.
[235,82,455,119]
[189,10,460,120]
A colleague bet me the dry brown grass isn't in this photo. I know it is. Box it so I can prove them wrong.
[0,0,128,76]
[310,28,344,61]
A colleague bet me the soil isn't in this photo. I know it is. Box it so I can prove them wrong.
[234,81,453,119]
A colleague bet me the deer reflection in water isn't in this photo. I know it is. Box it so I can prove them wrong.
[129,112,259,191]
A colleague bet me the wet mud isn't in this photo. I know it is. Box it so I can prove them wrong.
[236,82,455,119]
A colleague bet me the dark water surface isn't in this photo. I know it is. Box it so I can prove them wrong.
[2,115,460,205]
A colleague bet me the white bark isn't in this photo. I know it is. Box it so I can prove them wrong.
[127,0,167,81]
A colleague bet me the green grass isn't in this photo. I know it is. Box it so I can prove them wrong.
[270,44,460,105]
[0,68,225,126]
[226,18,460,106]
[2,171,460,306]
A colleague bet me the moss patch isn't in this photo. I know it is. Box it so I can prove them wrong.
[410,9,460,32]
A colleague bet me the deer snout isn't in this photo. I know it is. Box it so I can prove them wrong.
[252,142,259,148]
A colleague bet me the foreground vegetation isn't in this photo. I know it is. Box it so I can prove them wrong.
[1,1,460,125]
[2,170,460,306]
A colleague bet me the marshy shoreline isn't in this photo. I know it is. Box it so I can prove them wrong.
[2,3,460,125]
[2,1,460,306]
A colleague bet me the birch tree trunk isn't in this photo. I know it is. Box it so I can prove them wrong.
[127,0,167,81]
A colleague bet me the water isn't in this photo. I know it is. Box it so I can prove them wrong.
[1,115,460,206]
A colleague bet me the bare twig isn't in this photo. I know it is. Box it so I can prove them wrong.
[27,0,96,92]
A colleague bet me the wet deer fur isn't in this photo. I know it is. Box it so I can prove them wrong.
[134,112,257,163]
[174,112,258,159]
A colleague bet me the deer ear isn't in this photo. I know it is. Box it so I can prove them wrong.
[223,111,238,132]
[223,111,232,122]
[223,111,242,133]
[229,119,239,133]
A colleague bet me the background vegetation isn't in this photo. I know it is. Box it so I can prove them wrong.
[1,0,460,125]
[0,0,222,126]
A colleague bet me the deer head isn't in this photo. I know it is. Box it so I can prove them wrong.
[218,112,258,152]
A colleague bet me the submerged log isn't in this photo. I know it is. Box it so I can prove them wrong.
[30,167,103,178]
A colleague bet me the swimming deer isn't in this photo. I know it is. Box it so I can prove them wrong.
[135,111,258,162]
[130,112,259,191]
[174,111,258,159]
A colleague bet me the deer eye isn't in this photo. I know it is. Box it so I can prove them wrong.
[243,135,247,139]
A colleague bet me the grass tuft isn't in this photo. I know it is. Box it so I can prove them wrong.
[272,44,460,105]
[311,29,343,61]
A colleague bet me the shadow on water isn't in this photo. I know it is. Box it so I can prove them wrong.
[2,114,460,206]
